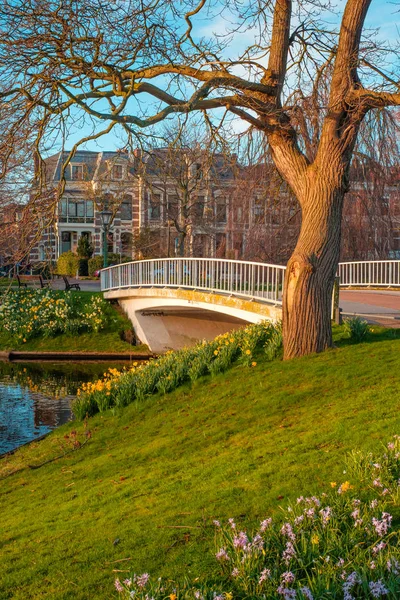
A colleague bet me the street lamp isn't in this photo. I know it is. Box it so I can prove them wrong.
[99,204,113,268]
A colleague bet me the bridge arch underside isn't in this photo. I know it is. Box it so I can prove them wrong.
[105,287,282,353]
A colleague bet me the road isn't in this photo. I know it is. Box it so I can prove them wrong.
[340,289,400,327]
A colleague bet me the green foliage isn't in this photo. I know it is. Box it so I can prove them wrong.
[57,251,79,276]
[116,438,400,599]
[343,316,370,342]
[265,321,283,360]
[72,322,276,420]
[77,235,94,259]
[78,258,89,277]
[89,255,104,276]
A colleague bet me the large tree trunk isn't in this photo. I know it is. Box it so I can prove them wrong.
[282,178,345,360]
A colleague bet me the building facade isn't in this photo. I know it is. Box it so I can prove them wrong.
[28,149,400,267]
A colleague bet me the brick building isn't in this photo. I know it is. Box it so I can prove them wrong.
[29,149,400,266]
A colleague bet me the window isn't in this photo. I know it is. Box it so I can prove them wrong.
[167,195,179,220]
[86,201,94,218]
[71,165,84,180]
[149,196,161,220]
[120,196,132,220]
[195,196,205,220]
[61,231,71,253]
[113,164,123,179]
[216,200,227,224]
[121,232,133,256]
[39,245,45,261]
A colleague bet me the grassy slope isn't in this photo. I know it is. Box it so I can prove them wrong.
[0,291,148,353]
[1,337,400,599]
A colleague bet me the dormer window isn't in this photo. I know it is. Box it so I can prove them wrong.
[113,164,123,179]
[71,164,84,180]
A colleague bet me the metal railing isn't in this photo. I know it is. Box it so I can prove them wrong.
[338,260,400,288]
[101,258,286,304]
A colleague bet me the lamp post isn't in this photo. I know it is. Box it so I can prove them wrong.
[99,205,113,268]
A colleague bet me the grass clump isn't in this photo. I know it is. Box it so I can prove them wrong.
[343,316,370,342]
[116,437,400,599]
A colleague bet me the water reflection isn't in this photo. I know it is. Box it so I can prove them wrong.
[0,361,127,455]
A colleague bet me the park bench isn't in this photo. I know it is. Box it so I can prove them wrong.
[16,274,50,289]
[62,275,81,291]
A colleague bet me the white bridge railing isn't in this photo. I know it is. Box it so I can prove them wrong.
[338,260,400,288]
[101,258,286,304]
[101,258,400,302]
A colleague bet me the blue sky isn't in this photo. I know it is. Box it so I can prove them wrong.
[57,0,400,155]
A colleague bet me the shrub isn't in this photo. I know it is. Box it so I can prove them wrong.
[265,321,283,360]
[88,255,104,276]
[344,316,370,342]
[77,235,93,259]
[57,251,79,276]
[115,437,400,599]
[78,258,89,277]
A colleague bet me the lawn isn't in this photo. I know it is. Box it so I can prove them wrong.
[0,291,148,354]
[1,333,399,599]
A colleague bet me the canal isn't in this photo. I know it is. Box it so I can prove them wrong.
[0,361,127,455]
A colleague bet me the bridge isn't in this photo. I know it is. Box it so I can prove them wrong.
[101,258,400,352]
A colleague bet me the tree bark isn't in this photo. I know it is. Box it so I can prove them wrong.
[282,167,345,359]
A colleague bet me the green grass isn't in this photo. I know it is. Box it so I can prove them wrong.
[1,334,400,599]
[0,291,148,353]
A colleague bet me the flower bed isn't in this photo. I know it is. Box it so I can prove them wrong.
[115,438,400,599]
[0,289,108,343]
[73,321,282,420]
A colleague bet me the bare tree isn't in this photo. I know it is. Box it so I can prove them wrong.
[0,0,399,357]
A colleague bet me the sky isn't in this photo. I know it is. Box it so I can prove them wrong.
[57,0,400,156]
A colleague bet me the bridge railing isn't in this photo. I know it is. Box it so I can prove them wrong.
[338,260,400,287]
[101,258,286,304]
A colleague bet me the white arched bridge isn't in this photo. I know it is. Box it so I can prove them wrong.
[101,258,400,352]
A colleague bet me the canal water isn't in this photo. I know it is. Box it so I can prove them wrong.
[0,361,126,455]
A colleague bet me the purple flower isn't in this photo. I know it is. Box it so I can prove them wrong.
[372,541,387,554]
[352,499,361,507]
[280,571,295,585]
[277,586,296,599]
[342,571,361,600]
[258,568,271,584]
[115,579,124,593]
[372,512,392,536]
[337,558,345,567]
[259,518,272,532]
[370,561,377,570]
[387,442,395,450]
[369,580,389,598]
[300,586,314,600]
[216,548,230,562]
[373,478,383,488]
[123,579,132,587]
[233,531,249,549]
[319,506,332,526]
[387,558,399,575]
[252,533,264,551]
[231,568,239,578]
[294,515,304,526]
[213,520,221,527]
[370,499,378,509]
[280,523,296,542]
[135,573,150,589]
[282,541,296,565]
[228,518,236,529]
